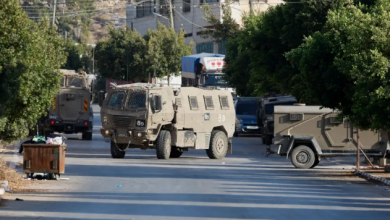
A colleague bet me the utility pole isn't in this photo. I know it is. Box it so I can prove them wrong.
[357,129,360,169]
[93,46,95,75]
[52,0,57,27]
[168,0,174,29]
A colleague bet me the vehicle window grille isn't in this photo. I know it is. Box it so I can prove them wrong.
[189,96,198,110]
[127,91,146,109]
[175,98,182,107]
[204,96,214,110]
[290,113,304,121]
[110,115,133,128]
[220,96,229,109]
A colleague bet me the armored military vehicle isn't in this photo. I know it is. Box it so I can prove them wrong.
[99,83,235,159]
[234,97,262,137]
[39,70,94,140]
[268,105,389,169]
[257,95,297,145]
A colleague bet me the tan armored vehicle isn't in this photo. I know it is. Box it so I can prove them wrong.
[267,105,389,169]
[257,95,297,145]
[99,83,235,159]
[39,70,94,140]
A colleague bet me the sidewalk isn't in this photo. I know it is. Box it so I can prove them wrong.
[0,140,27,202]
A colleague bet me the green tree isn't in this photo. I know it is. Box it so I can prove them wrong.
[145,23,193,83]
[287,0,390,132]
[0,0,67,142]
[201,0,240,43]
[95,27,148,81]
[62,40,94,73]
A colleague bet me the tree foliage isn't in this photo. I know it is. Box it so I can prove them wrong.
[62,40,94,74]
[145,23,193,79]
[0,0,67,142]
[95,27,148,81]
[240,0,333,98]
[95,23,192,82]
[287,0,390,132]
[201,0,240,43]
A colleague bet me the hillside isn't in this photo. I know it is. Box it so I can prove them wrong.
[20,0,129,44]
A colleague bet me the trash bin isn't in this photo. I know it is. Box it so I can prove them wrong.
[22,144,66,180]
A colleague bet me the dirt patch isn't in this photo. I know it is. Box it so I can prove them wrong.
[0,157,29,189]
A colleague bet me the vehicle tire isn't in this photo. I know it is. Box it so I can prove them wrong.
[170,147,183,158]
[266,134,273,145]
[156,130,171,159]
[291,145,316,169]
[233,132,239,137]
[110,141,126,158]
[261,129,266,144]
[82,131,93,140]
[311,156,320,168]
[206,130,228,159]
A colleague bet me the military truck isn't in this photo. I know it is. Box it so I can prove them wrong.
[99,83,235,159]
[257,95,297,145]
[267,105,389,169]
[39,70,94,140]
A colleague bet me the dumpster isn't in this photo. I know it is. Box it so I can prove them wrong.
[22,144,66,180]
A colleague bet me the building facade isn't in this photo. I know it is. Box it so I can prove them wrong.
[126,0,283,54]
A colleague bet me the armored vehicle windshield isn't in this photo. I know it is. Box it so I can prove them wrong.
[107,91,126,109]
[106,90,147,110]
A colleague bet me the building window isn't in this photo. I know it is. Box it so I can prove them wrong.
[183,0,191,12]
[159,0,170,16]
[136,0,153,18]
[196,42,214,53]
[200,0,219,3]
[184,33,193,38]
[218,41,227,55]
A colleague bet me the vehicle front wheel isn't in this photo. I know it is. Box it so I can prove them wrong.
[156,130,172,159]
[110,141,126,158]
[206,131,228,159]
[291,145,316,169]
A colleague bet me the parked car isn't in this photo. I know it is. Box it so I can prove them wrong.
[234,97,262,137]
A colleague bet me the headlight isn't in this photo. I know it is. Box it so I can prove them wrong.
[235,118,242,123]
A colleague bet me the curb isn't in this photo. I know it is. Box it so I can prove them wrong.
[354,169,390,186]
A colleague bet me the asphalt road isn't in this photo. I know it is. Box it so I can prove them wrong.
[1,105,390,220]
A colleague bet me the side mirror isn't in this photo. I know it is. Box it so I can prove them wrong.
[152,95,162,113]
[98,90,105,107]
